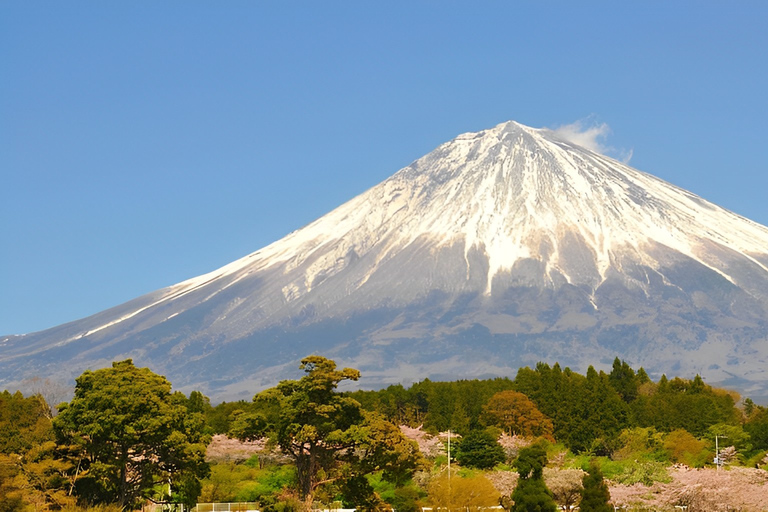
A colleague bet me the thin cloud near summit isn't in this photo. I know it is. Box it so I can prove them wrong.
[552,118,633,164]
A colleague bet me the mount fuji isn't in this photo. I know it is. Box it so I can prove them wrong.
[3,121,768,401]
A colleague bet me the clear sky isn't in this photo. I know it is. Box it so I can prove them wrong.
[2,2,767,335]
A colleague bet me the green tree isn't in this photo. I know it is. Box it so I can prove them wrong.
[744,406,768,450]
[579,462,611,512]
[608,358,638,403]
[663,429,709,467]
[455,429,505,469]
[54,360,210,509]
[0,390,75,509]
[236,356,422,511]
[511,444,557,512]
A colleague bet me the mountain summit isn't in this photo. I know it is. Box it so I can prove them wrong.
[3,121,768,400]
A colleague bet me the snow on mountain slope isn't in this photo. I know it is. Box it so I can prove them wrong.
[169,121,768,295]
[2,121,768,401]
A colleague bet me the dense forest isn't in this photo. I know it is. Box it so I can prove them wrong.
[2,356,768,511]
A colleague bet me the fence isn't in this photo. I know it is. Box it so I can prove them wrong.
[193,504,260,512]
[142,505,185,512]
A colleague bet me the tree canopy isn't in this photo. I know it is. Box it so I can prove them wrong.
[483,389,554,439]
[511,444,557,512]
[234,355,422,510]
[54,359,210,508]
[455,429,505,469]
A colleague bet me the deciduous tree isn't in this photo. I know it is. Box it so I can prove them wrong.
[543,468,584,511]
[483,390,554,439]
[427,472,500,510]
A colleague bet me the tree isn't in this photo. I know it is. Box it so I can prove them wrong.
[511,444,557,512]
[608,358,638,403]
[427,472,500,510]
[579,462,611,512]
[54,360,210,508]
[455,429,505,469]
[483,390,554,439]
[236,356,422,510]
[663,429,709,467]
[0,390,74,510]
[744,406,768,450]
[543,468,584,512]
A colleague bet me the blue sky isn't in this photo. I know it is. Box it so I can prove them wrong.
[2,2,767,335]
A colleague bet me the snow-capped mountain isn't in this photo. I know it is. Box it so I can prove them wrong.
[3,121,768,401]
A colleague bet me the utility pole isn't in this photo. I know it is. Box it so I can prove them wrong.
[714,434,727,471]
[447,429,451,482]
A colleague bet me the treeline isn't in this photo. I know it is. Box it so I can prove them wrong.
[3,356,768,511]
[344,358,767,456]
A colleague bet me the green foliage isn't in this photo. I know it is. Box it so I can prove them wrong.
[238,356,421,508]
[200,462,296,503]
[631,375,740,436]
[608,358,639,403]
[0,390,52,455]
[744,405,768,451]
[514,443,548,480]
[613,427,666,462]
[708,423,752,453]
[54,359,210,508]
[511,444,556,512]
[511,477,557,512]
[391,485,422,512]
[579,462,611,512]
[428,472,500,510]
[663,429,710,467]
[514,363,628,454]
[367,472,423,512]
[348,377,516,432]
[455,429,505,469]
[235,465,297,502]
[1,356,755,510]
[610,460,670,486]
[0,391,75,509]
[206,400,256,434]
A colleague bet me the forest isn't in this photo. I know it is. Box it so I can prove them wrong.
[1,356,768,512]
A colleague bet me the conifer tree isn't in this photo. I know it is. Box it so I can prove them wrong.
[511,444,557,512]
[579,462,612,512]
[455,429,505,469]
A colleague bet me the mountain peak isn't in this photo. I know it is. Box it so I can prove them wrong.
[3,121,768,401]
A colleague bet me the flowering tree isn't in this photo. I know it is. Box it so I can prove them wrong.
[608,466,768,511]
[497,432,531,461]
[399,425,445,458]
[544,468,585,511]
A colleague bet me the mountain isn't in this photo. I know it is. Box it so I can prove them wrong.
[3,121,768,401]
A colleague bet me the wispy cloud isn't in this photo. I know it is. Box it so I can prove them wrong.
[552,118,633,164]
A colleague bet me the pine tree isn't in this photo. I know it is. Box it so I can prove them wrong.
[579,462,612,512]
[511,444,557,512]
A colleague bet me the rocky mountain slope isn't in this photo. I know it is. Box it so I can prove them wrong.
[3,121,768,400]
